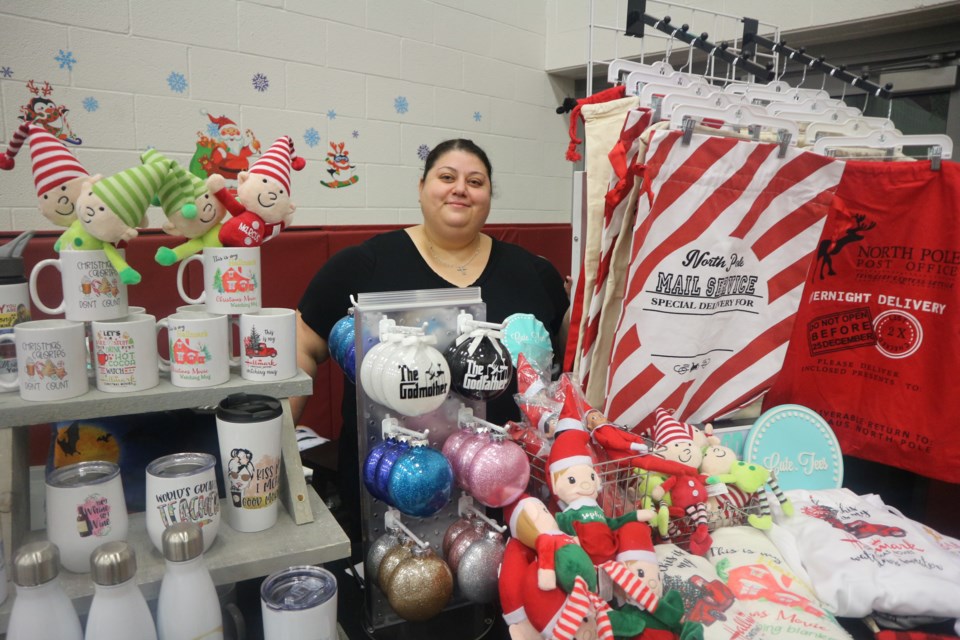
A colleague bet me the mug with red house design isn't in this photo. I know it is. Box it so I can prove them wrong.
[176,247,262,314]
[156,311,237,387]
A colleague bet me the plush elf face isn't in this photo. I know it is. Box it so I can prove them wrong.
[76,182,136,243]
[237,171,295,223]
[584,409,609,431]
[623,558,662,598]
[553,463,599,505]
[699,445,737,476]
[168,191,227,238]
[659,438,704,469]
[37,175,90,227]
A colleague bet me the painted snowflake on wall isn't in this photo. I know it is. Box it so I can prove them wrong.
[352,130,360,139]
[252,73,269,92]
[1,66,13,78]
[206,122,221,139]
[167,71,188,93]
[326,109,337,120]
[82,97,99,112]
[55,50,77,71]
[417,144,431,161]
[304,127,320,148]
[394,96,409,114]
[473,111,482,122]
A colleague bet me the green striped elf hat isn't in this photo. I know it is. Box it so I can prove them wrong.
[141,148,204,220]
[91,160,172,228]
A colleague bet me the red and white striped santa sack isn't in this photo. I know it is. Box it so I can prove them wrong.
[577,108,652,401]
[603,129,844,429]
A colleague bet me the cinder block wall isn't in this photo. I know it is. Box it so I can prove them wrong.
[0,0,576,231]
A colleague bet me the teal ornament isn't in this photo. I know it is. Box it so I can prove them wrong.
[387,444,454,517]
[328,315,354,359]
[501,313,553,373]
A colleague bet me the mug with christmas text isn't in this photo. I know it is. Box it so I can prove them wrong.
[91,313,160,393]
[177,247,262,314]
[0,319,89,401]
[29,249,129,321]
[157,311,236,388]
[239,308,297,381]
[45,461,129,573]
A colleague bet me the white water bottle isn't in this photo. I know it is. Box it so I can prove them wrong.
[7,541,83,640]
[85,541,157,640]
[156,522,224,640]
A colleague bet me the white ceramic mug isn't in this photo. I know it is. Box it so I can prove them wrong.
[157,312,236,387]
[215,394,284,533]
[145,452,221,553]
[91,313,160,393]
[29,250,129,321]
[177,247,262,314]
[45,461,129,573]
[239,308,297,382]
[0,319,90,401]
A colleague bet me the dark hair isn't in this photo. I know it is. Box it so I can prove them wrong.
[421,139,493,191]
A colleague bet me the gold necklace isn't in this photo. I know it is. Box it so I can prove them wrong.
[428,239,481,275]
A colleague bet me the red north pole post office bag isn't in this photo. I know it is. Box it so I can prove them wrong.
[765,160,960,482]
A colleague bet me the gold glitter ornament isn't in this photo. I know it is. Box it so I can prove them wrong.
[377,538,413,592]
[384,546,453,622]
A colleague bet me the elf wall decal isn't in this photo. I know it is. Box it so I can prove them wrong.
[321,141,359,188]
[18,80,82,145]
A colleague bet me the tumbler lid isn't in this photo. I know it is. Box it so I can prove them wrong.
[12,541,59,587]
[0,230,32,278]
[260,566,337,612]
[90,541,137,586]
[216,393,283,423]
[162,521,204,562]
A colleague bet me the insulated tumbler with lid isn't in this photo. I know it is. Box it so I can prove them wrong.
[215,393,284,532]
[260,565,338,640]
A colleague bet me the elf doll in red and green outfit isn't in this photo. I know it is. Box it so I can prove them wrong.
[211,135,305,247]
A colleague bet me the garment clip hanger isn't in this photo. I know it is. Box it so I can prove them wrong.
[813,129,952,169]
[670,102,799,157]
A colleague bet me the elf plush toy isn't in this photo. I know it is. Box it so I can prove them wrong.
[69,161,173,284]
[213,135,305,247]
[0,122,97,232]
[702,446,794,530]
[141,149,227,265]
[649,408,712,555]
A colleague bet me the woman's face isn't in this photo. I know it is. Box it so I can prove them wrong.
[418,149,491,238]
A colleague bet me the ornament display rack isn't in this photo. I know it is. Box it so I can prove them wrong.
[0,370,351,633]
[352,287,496,639]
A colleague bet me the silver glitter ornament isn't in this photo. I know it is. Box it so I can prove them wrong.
[377,538,413,592]
[385,546,453,622]
[365,528,402,588]
[456,529,504,603]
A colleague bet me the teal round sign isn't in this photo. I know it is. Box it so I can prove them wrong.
[743,404,843,491]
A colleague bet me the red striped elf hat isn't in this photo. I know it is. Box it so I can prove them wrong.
[652,408,694,445]
[247,135,305,194]
[0,122,88,195]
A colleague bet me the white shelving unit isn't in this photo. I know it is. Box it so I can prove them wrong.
[0,370,351,634]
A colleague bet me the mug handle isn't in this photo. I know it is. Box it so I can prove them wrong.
[156,319,171,372]
[176,254,206,305]
[0,334,19,390]
[223,601,246,640]
[28,258,66,315]
[229,316,240,367]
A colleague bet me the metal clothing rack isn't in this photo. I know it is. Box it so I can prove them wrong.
[742,33,895,99]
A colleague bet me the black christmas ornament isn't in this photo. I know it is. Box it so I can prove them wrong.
[445,329,514,401]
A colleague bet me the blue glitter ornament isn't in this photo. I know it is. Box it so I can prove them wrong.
[374,438,411,505]
[362,438,397,501]
[343,343,356,383]
[387,444,454,517]
[328,315,354,359]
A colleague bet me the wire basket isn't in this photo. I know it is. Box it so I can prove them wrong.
[522,441,764,552]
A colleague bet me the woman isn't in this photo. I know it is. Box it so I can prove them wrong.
[294,139,569,547]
